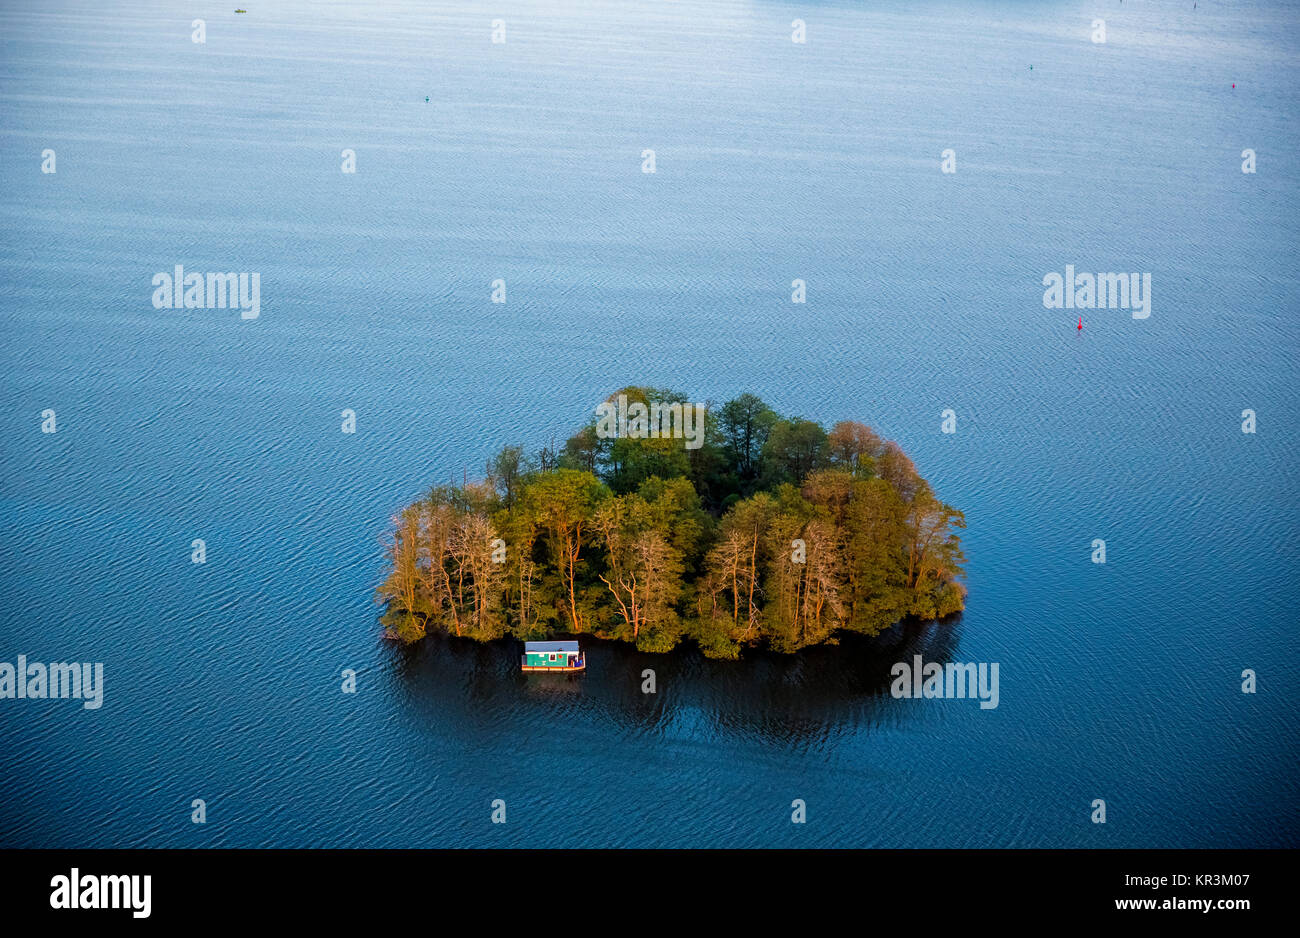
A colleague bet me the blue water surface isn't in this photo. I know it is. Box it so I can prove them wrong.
[1,0,1296,847]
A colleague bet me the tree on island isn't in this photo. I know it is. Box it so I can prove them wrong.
[376,387,966,658]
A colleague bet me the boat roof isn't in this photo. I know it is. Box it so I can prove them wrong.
[525,640,580,653]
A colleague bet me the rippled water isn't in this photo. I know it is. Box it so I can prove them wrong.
[1,0,1297,847]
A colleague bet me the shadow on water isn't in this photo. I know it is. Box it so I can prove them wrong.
[385,615,966,746]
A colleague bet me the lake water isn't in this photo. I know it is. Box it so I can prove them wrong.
[1,0,1297,847]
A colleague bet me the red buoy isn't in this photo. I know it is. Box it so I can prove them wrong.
[1078,316,1083,331]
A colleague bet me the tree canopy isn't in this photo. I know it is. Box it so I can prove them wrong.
[377,388,966,657]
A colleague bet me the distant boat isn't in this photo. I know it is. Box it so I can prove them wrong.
[235,8,246,12]
[521,640,585,673]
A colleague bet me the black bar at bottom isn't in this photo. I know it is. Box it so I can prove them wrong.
[0,848,1281,924]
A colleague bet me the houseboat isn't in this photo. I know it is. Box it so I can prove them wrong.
[521,640,585,673]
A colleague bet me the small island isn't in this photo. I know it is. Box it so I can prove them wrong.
[377,387,966,658]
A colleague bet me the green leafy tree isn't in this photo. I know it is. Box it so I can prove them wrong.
[520,469,608,633]
[718,393,777,487]
[760,418,829,488]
